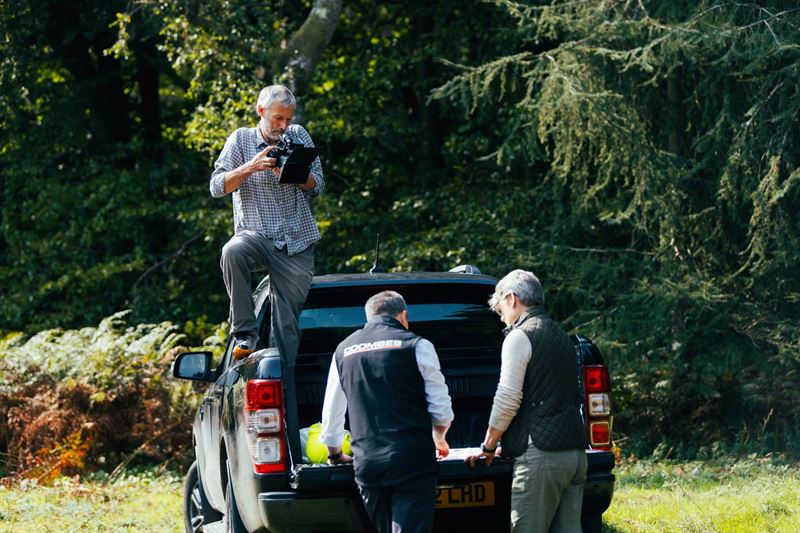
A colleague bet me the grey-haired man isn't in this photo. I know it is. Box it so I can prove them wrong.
[209,84,324,362]
[466,269,587,532]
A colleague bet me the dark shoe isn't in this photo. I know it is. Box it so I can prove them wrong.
[233,331,258,361]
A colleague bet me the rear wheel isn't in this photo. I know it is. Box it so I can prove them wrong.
[184,461,222,533]
[581,513,603,533]
[224,460,248,533]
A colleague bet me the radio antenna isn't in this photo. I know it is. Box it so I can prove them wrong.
[369,234,384,274]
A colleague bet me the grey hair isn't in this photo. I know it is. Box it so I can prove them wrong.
[256,85,296,112]
[365,290,407,320]
[489,269,545,310]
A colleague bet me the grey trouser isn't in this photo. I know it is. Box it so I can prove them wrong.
[510,443,587,533]
[220,230,314,367]
[358,474,437,533]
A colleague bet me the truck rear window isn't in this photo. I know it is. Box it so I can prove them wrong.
[296,282,505,360]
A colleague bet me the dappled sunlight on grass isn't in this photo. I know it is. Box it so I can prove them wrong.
[1,459,799,532]
[0,471,183,532]
[605,458,800,532]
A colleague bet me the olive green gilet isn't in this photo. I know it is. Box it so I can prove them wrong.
[501,307,587,457]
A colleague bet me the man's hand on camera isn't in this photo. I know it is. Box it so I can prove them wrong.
[248,146,278,174]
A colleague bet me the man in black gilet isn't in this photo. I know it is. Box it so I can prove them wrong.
[466,270,587,532]
[319,290,453,533]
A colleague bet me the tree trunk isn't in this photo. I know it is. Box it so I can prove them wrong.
[667,68,689,378]
[271,0,343,99]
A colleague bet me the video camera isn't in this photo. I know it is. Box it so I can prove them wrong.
[264,134,319,184]
[267,135,297,166]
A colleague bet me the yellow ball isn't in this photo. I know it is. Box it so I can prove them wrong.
[305,422,351,463]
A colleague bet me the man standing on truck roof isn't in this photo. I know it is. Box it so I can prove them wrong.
[320,290,454,533]
[209,84,323,361]
[466,269,587,532]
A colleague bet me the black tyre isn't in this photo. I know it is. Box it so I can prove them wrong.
[581,513,603,533]
[184,461,222,533]
[224,460,248,533]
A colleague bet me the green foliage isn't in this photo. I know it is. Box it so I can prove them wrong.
[3,310,178,388]
[0,0,236,331]
[158,0,283,157]
[305,0,522,271]
[0,311,227,478]
[431,0,800,456]
[1,0,798,459]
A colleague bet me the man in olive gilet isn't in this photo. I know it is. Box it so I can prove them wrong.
[466,270,587,532]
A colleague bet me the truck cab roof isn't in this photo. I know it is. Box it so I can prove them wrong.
[254,269,498,317]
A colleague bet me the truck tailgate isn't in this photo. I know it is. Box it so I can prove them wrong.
[434,453,513,530]
[290,451,514,531]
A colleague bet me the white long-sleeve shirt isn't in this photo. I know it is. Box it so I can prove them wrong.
[319,338,454,447]
[488,328,533,431]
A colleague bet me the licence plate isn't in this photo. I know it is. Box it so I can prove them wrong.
[435,481,495,509]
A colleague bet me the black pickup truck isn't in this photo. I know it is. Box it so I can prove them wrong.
[173,269,615,532]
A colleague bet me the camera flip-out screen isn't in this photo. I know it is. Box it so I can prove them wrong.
[278,146,320,184]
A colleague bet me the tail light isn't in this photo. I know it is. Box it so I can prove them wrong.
[245,379,286,473]
[584,366,610,392]
[590,421,611,446]
[583,365,612,450]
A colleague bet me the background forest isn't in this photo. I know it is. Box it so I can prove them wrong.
[1,0,799,478]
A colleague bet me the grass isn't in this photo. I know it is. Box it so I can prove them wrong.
[604,457,800,532]
[0,470,183,533]
[0,458,798,532]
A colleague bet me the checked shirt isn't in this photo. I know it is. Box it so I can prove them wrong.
[210,124,324,255]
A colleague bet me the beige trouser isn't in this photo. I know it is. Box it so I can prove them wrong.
[510,443,587,532]
[220,230,314,367]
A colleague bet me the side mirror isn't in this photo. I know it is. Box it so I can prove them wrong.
[172,351,214,381]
